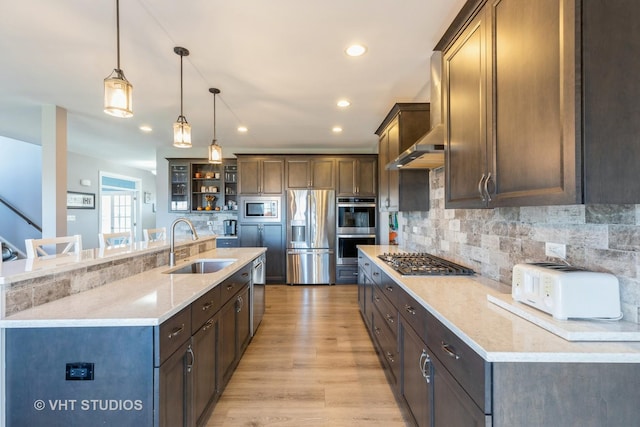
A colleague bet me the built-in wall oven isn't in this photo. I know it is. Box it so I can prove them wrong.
[336,197,376,234]
[337,234,376,265]
[336,197,376,265]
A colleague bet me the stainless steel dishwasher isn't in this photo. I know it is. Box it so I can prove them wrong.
[251,253,266,336]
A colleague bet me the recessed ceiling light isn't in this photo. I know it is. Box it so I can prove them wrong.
[237,126,248,133]
[337,99,351,108]
[345,44,367,57]
[139,125,152,132]
[332,126,343,133]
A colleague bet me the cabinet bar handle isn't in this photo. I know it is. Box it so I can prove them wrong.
[484,172,493,202]
[419,349,431,383]
[374,327,381,335]
[385,313,394,324]
[168,324,185,339]
[404,304,416,315]
[386,351,395,363]
[202,301,214,311]
[441,341,460,360]
[478,174,486,202]
[186,345,195,373]
[226,284,234,291]
[385,285,393,292]
[203,318,215,331]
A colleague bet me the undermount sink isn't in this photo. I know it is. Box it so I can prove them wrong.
[164,259,237,274]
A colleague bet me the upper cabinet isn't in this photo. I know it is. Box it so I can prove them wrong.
[167,158,237,212]
[376,104,430,212]
[336,157,377,197]
[286,157,335,189]
[442,0,640,208]
[237,156,284,195]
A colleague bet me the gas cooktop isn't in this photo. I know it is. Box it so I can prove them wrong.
[378,252,475,276]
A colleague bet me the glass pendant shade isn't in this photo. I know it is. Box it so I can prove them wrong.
[208,87,223,164]
[104,0,132,118]
[173,116,192,148]
[209,140,222,163]
[104,69,133,118]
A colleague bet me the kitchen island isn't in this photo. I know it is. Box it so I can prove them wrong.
[358,245,640,427]
[0,241,266,427]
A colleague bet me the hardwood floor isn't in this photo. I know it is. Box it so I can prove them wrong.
[205,284,411,427]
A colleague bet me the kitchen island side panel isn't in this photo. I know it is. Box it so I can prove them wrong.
[6,326,154,427]
[492,362,640,427]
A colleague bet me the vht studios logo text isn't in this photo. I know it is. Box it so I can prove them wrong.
[33,399,143,412]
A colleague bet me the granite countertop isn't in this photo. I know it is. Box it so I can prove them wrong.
[0,246,265,328]
[359,245,640,363]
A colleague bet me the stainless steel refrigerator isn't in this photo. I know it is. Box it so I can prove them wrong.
[286,189,335,284]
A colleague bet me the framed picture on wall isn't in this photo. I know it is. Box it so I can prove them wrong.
[67,191,95,209]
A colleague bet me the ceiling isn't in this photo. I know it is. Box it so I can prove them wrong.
[0,0,466,173]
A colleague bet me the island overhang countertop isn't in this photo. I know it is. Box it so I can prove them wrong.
[0,246,265,328]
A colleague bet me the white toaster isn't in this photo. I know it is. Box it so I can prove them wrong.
[511,263,621,320]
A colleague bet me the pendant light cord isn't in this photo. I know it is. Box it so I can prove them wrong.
[213,91,216,140]
[180,53,184,117]
[115,0,121,71]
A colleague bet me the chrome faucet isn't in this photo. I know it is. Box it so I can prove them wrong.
[169,218,199,267]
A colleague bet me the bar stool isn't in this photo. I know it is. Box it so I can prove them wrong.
[98,231,132,248]
[143,227,166,242]
[25,235,83,258]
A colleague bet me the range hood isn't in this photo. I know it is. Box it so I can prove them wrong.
[386,51,445,171]
[385,123,444,170]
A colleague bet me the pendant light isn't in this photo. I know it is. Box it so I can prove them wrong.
[104,0,133,118]
[208,88,223,164]
[173,46,192,148]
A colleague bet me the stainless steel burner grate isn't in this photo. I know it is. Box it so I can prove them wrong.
[378,252,475,276]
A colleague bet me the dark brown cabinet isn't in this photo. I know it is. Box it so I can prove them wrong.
[237,156,284,195]
[444,0,577,208]
[238,223,285,283]
[443,0,640,207]
[376,104,430,212]
[192,317,217,426]
[400,318,432,427]
[286,157,335,189]
[336,157,377,196]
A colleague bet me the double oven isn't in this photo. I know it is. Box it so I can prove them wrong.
[336,197,376,265]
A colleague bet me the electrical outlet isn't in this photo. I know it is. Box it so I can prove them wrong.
[545,242,566,259]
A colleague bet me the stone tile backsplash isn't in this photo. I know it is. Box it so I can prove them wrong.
[399,167,640,323]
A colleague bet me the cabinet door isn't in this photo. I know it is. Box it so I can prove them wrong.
[218,298,237,390]
[169,160,190,211]
[386,120,400,211]
[262,223,285,283]
[337,159,357,195]
[238,158,260,194]
[158,341,192,427]
[311,158,335,189]
[238,224,260,247]
[490,0,578,206]
[286,159,310,189]
[401,320,432,427]
[432,352,487,427]
[356,158,377,196]
[236,286,251,356]
[192,317,217,425]
[261,159,284,194]
[444,10,489,209]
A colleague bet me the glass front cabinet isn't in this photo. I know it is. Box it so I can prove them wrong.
[167,158,238,212]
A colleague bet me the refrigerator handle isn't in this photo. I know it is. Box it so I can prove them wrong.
[307,191,313,246]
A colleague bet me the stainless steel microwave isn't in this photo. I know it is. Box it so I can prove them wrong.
[239,196,282,222]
